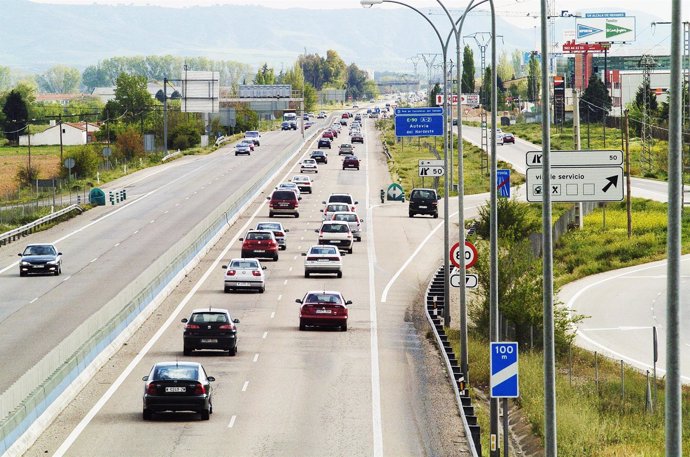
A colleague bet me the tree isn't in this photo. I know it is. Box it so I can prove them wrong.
[461,45,475,94]
[254,64,275,85]
[633,79,658,113]
[511,50,524,78]
[496,51,513,82]
[580,74,611,123]
[2,89,29,144]
[37,65,81,93]
[429,83,442,107]
[62,146,99,179]
[105,72,154,124]
[480,66,505,110]
[324,50,347,88]
[0,66,12,91]
[526,53,540,104]
[115,126,144,160]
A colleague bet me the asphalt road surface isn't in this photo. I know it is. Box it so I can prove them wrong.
[22,114,473,456]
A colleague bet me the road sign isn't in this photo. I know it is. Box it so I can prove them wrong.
[490,342,519,398]
[450,241,477,269]
[435,94,480,106]
[497,169,510,198]
[64,158,75,169]
[419,159,445,177]
[386,183,405,202]
[526,150,623,167]
[526,166,624,202]
[395,107,444,137]
[575,17,636,43]
[450,273,478,288]
[585,12,626,18]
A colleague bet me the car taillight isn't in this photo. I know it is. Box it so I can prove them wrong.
[146,383,157,395]
[194,383,206,395]
[252,270,262,277]
[432,201,438,207]
[306,256,318,261]
[185,324,201,330]
[275,231,284,237]
[351,206,355,211]
[219,324,235,330]
[327,257,340,261]
[269,201,275,208]
[226,270,236,276]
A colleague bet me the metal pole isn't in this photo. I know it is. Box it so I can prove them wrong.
[502,397,509,457]
[58,114,64,166]
[573,89,583,229]
[163,77,168,154]
[666,0,683,452]
[625,110,632,238]
[442,48,451,327]
[540,0,557,454]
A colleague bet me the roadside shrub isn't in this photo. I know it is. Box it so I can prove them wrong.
[62,145,99,180]
[15,165,39,188]
[170,118,203,150]
[114,126,144,161]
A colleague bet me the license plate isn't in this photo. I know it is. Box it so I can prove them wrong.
[201,339,217,343]
[418,205,427,209]
[237,282,251,286]
[315,309,332,314]
[329,240,339,244]
[318,259,330,262]
[34,265,45,268]
[278,203,290,207]
[165,387,186,393]
[254,250,265,253]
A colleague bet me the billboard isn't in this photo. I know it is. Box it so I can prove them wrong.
[575,17,636,44]
[435,94,480,106]
[238,84,292,98]
[181,70,220,113]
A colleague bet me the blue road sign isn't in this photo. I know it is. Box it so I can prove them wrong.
[497,169,510,198]
[490,342,519,398]
[394,107,444,137]
[577,24,603,40]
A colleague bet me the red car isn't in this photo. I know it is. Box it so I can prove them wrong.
[267,190,300,218]
[502,133,515,144]
[322,130,334,140]
[342,155,360,170]
[240,230,279,261]
[297,290,352,331]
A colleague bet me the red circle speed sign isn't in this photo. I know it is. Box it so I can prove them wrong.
[450,241,478,269]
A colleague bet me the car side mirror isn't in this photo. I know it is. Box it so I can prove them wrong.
[360,219,364,222]
[233,318,240,324]
[314,229,319,233]
[285,229,290,232]
[239,238,244,241]
[17,253,21,256]
[207,376,216,382]
[181,318,188,323]
[262,266,267,270]
[266,196,270,200]
[222,265,227,269]
[142,376,149,381]
[295,299,302,304]
[345,300,353,305]
[355,201,359,205]
[301,253,307,256]
[320,209,324,212]
[298,197,302,200]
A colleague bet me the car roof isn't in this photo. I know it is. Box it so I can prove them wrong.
[26,243,54,247]
[190,307,230,314]
[153,361,202,368]
[303,290,343,295]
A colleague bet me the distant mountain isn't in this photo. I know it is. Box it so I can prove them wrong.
[1,0,670,76]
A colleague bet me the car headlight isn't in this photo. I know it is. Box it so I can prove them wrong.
[20,261,31,266]
[46,260,59,265]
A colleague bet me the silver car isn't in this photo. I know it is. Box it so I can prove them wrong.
[255,221,289,250]
[302,245,343,278]
[330,211,364,242]
[222,258,266,293]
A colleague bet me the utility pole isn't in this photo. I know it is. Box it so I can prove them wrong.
[163,77,168,155]
[639,55,657,174]
[625,109,632,238]
[573,88,583,229]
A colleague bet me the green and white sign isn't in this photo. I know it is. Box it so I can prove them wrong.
[575,17,636,44]
[386,183,405,201]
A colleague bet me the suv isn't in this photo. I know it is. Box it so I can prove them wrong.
[323,193,358,212]
[408,188,439,218]
[316,221,354,254]
[240,230,279,261]
[267,190,300,218]
[244,130,260,146]
[181,308,240,356]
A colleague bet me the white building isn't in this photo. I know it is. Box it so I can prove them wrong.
[19,122,100,146]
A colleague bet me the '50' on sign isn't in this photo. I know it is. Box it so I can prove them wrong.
[450,241,478,269]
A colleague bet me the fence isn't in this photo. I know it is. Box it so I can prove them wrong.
[528,201,599,257]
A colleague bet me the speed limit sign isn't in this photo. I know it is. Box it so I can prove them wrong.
[450,241,478,269]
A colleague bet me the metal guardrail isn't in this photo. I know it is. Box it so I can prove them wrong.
[424,265,481,457]
[381,142,392,159]
[0,204,83,247]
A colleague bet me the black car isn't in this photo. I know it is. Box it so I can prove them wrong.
[182,308,240,356]
[311,150,328,164]
[281,121,293,131]
[351,133,364,144]
[18,243,62,276]
[317,138,332,149]
[342,155,360,170]
[408,188,439,218]
[142,361,215,420]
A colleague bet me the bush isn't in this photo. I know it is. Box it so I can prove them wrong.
[62,145,99,180]
[170,118,203,150]
[15,165,39,187]
[114,126,144,161]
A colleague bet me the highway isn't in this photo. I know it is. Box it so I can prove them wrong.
[19,114,473,456]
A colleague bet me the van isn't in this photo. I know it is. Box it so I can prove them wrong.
[408,188,439,218]
[244,130,261,146]
[267,190,301,218]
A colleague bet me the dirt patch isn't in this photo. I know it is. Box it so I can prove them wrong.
[0,155,60,196]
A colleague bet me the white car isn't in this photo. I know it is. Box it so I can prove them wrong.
[276,182,301,198]
[321,203,350,220]
[330,211,364,241]
[300,158,318,173]
[222,258,266,293]
[323,193,358,213]
[291,175,313,194]
[302,245,343,278]
[315,221,354,254]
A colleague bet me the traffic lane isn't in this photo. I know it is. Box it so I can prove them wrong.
[0,143,303,386]
[562,258,690,382]
[54,137,378,455]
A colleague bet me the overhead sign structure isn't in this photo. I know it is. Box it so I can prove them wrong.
[526,167,624,202]
[562,40,608,53]
[435,94,480,106]
[497,169,510,198]
[450,273,478,288]
[450,241,478,269]
[490,342,519,398]
[526,150,623,167]
[181,70,220,113]
[575,17,636,43]
[386,183,405,202]
[419,159,445,177]
[394,107,444,137]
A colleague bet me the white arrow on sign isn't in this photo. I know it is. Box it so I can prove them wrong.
[450,273,478,288]
[419,166,445,177]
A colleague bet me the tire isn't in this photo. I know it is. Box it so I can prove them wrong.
[259,286,265,294]
[273,253,279,261]
[342,167,346,170]
[295,213,300,218]
[433,213,439,219]
[269,211,274,218]
[143,409,152,421]
[337,271,343,278]
[347,247,353,254]
[408,213,414,218]
[341,322,348,331]
[356,237,362,242]
[229,346,237,356]
[56,265,62,276]
[299,321,306,331]
[304,271,310,278]
[183,346,192,356]
[19,271,26,277]
[235,153,238,156]
[201,409,210,420]
[224,286,229,293]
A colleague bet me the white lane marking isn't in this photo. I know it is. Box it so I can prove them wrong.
[293,255,297,260]
[288,267,293,272]
[30,298,38,304]
[62,276,71,282]
[133,230,139,234]
[242,381,249,392]
[380,205,479,303]
[163,210,169,214]
[114,242,120,247]
[90,258,98,263]
[300,236,304,240]
[364,130,383,457]
[227,415,236,428]
[270,312,275,319]
[149,220,155,224]
[252,353,259,363]
[277,295,282,301]
[581,326,652,332]
[52,177,276,456]
[283,279,288,286]
[262,332,268,339]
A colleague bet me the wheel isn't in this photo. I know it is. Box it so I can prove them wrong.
[342,167,346,170]
[56,265,62,276]
[143,409,152,421]
[295,213,300,218]
[315,170,318,173]
[229,346,237,356]
[273,253,279,261]
[269,211,274,218]
[408,213,414,218]
[337,271,342,278]
[348,247,353,254]
[304,271,310,278]
[324,161,328,164]
[19,271,26,277]
[356,237,361,242]
[299,321,306,331]
[183,346,192,356]
[341,322,348,331]
[201,409,210,420]
[300,170,304,173]
[235,153,238,156]
[433,213,439,219]
[259,286,265,294]
[224,286,229,293]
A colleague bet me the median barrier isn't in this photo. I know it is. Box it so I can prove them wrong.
[0,127,322,455]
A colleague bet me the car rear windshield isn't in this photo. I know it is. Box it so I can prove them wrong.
[257,223,280,230]
[245,131,259,137]
[272,191,296,200]
[305,293,343,304]
[334,214,357,222]
[246,232,272,240]
[310,246,338,255]
[191,312,229,324]
[153,365,198,381]
[328,195,353,204]
[322,223,350,233]
[411,190,436,200]
[230,260,259,268]
[328,204,349,212]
